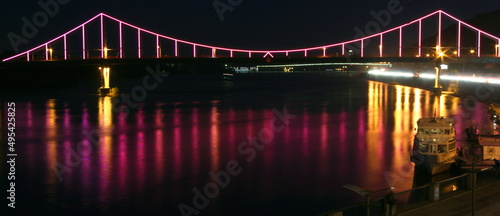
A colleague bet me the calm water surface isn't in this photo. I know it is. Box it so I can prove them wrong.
[1,74,493,215]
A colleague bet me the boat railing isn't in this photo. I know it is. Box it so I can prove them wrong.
[318,170,495,216]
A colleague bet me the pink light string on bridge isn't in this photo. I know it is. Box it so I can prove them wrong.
[361,40,364,58]
[119,22,123,58]
[156,35,160,58]
[64,35,67,60]
[45,44,48,61]
[399,27,402,57]
[379,34,383,57]
[137,29,141,58]
[478,31,481,57]
[4,10,500,62]
[101,14,104,59]
[438,11,442,54]
[457,22,461,57]
[82,25,86,60]
[418,19,422,57]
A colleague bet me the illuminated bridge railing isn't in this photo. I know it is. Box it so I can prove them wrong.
[3,10,500,62]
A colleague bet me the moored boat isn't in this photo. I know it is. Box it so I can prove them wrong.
[411,117,456,175]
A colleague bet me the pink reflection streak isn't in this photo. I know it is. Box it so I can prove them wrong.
[210,104,220,171]
[80,139,92,201]
[136,106,146,188]
[356,108,367,175]
[25,103,34,167]
[228,108,236,155]
[302,108,310,155]
[80,104,91,195]
[338,111,347,156]
[247,109,254,138]
[63,140,73,184]
[191,108,200,172]
[27,102,33,137]
[336,110,348,176]
[64,104,70,135]
[117,133,128,199]
[155,107,165,182]
[137,106,145,128]
[173,107,181,179]
[136,131,146,189]
[320,107,329,180]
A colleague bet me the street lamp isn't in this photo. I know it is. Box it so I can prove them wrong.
[343,184,394,216]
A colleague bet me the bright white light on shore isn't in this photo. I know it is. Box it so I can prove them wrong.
[368,70,500,85]
[367,69,413,77]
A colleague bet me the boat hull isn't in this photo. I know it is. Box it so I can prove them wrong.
[411,152,454,175]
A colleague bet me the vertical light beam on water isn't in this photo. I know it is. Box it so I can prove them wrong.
[210,102,220,171]
[98,97,113,207]
[155,105,165,183]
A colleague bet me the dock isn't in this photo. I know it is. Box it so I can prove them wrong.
[398,176,500,216]
[321,170,500,216]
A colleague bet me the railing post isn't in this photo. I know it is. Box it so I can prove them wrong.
[429,183,440,202]
[466,173,472,189]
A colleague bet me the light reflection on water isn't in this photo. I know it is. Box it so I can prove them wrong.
[3,79,493,215]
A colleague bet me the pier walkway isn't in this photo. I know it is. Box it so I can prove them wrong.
[398,178,500,216]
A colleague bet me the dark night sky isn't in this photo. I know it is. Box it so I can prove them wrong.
[2,0,500,54]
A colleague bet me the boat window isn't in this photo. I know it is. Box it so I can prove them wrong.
[429,129,445,134]
[419,128,450,135]
[419,144,428,153]
[438,145,448,153]
[430,145,437,153]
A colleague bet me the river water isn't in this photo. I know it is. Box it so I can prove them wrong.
[1,73,495,215]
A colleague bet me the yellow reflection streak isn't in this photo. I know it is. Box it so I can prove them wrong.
[98,97,113,198]
[365,81,386,187]
[391,86,416,190]
[46,99,57,185]
[412,89,422,131]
